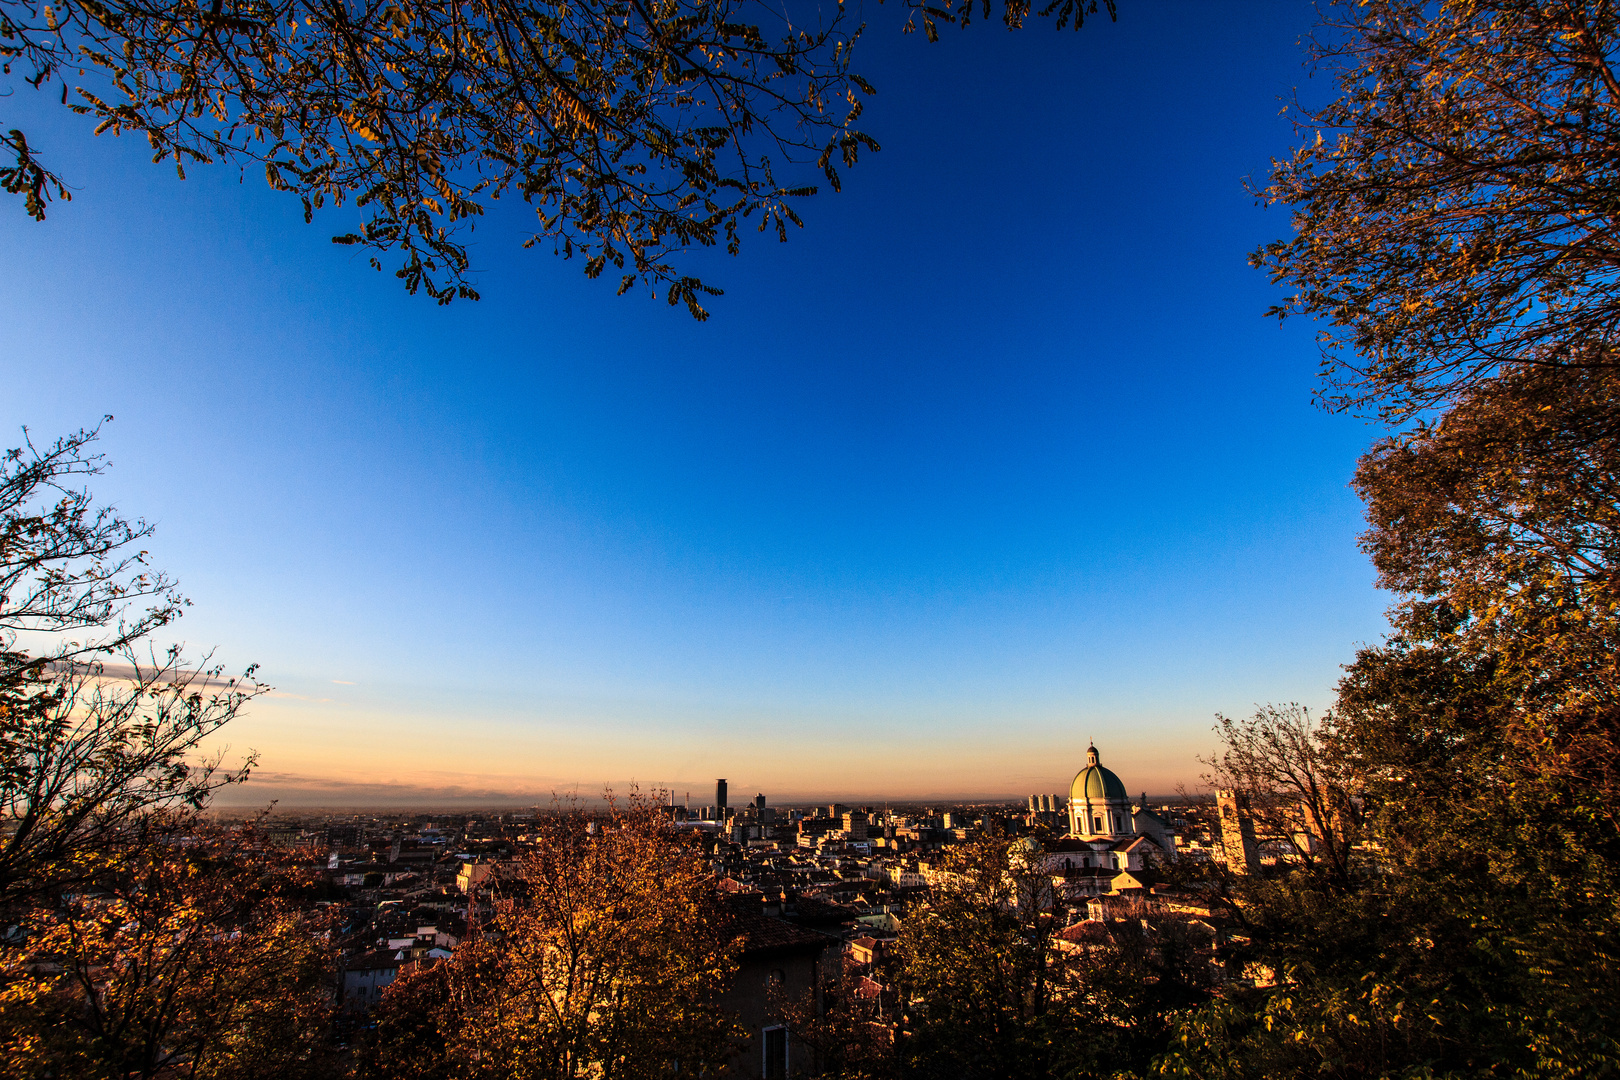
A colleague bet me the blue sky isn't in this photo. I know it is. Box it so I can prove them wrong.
[0,1,1388,804]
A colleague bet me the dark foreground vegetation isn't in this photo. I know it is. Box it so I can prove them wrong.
[6,0,1620,1076]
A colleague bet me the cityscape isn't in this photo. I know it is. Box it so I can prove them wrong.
[4,1,1617,1078]
[254,746,1266,1071]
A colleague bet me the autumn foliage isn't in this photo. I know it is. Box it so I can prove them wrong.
[368,798,743,1080]
[1,819,336,1080]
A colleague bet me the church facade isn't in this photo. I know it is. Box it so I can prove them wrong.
[1068,743,1136,840]
[1029,743,1176,894]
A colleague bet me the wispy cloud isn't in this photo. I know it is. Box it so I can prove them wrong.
[212,769,598,808]
[43,659,258,691]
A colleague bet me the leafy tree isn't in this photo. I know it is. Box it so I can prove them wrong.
[1252,0,1620,421]
[894,834,1057,1080]
[0,422,261,914]
[1203,705,1361,886]
[1050,892,1216,1080]
[891,834,1210,1080]
[1322,398,1620,1071]
[1353,363,1620,812]
[1154,878,1559,1080]
[775,963,900,1080]
[1184,5,1620,1073]
[369,795,743,1080]
[1,0,1113,314]
[1161,664,1620,1079]
[368,957,459,1080]
[0,814,339,1080]
[1237,0,1620,849]
[1158,576,1620,1077]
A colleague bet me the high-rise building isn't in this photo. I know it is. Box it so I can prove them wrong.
[716,779,728,820]
[842,810,868,841]
[755,792,767,811]
[828,803,848,819]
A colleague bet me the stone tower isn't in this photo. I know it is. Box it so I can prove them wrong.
[1217,789,1261,875]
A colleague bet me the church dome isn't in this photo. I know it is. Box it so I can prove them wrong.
[1069,744,1129,803]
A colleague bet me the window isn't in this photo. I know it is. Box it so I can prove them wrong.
[1092,815,1102,833]
[763,1025,788,1080]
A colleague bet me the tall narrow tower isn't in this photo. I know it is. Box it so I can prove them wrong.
[1217,789,1262,874]
[716,779,728,821]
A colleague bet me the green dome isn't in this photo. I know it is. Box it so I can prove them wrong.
[1069,745,1129,802]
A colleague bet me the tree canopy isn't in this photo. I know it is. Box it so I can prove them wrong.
[367,796,742,1080]
[1252,0,1620,420]
[1,0,1113,315]
[1188,3,1620,1075]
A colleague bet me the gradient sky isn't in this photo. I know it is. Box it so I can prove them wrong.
[0,2,1389,806]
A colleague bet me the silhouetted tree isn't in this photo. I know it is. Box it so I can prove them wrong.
[0,422,261,913]
[1202,705,1360,886]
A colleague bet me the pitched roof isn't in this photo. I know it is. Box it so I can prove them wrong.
[1047,838,1101,852]
[1055,921,1110,945]
[1109,835,1161,852]
[722,909,835,956]
[343,949,404,972]
[1111,868,1162,891]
